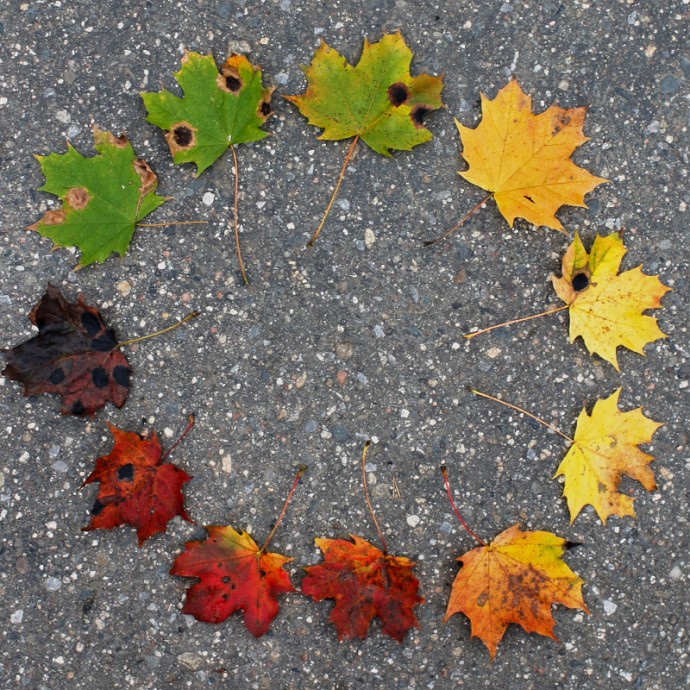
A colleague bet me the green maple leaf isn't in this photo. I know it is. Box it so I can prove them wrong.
[28,127,167,267]
[285,31,443,245]
[141,51,273,175]
[141,51,273,284]
[285,31,443,156]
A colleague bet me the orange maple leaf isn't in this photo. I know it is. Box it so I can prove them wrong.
[302,534,423,641]
[456,78,607,231]
[444,524,588,658]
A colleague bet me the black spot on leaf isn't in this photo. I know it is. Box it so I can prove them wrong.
[572,273,590,292]
[72,400,86,415]
[92,366,108,389]
[260,101,271,116]
[113,365,131,388]
[117,463,134,482]
[221,576,231,584]
[91,331,117,352]
[387,82,409,106]
[173,126,193,147]
[81,311,101,336]
[410,105,431,127]
[49,368,65,384]
[225,75,242,92]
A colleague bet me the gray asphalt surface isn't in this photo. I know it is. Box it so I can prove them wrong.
[1,1,688,689]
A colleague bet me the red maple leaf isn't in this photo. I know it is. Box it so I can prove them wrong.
[171,525,294,637]
[302,534,423,642]
[82,423,192,546]
[2,285,132,415]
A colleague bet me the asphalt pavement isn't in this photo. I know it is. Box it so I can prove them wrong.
[0,1,688,689]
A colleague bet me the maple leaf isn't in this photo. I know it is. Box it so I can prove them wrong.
[171,467,304,636]
[286,31,443,156]
[82,422,193,546]
[142,51,273,284]
[2,285,132,415]
[302,534,423,642]
[28,127,167,267]
[171,525,294,637]
[444,524,588,659]
[554,388,662,524]
[285,31,443,245]
[551,231,670,370]
[455,78,607,231]
[141,51,272,175]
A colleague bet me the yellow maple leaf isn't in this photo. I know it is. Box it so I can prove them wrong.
[444,524,588,659]
[455,78,607,231]
[554,388,663,524]
[551,231,671,370]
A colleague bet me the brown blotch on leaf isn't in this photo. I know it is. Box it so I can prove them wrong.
[165,122,197,154]
[257,86,275,120]
[410,104,431,128]
[65,187,90,211]
[133,159,158,196]
[101,131,129,149]
[387,82,409,107]
[28,210,67,230]
[551,111,573,137]
[217,60,243,94]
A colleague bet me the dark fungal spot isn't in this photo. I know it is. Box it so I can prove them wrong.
[173,126,193,147]
[113,365,131,388]
[572,272,590,292]
[81,310,102,336]
[91,499,105,515]
[92,366,109,389]
[91,331,117,352]
[410,104,431,128]
[50,368,66,385]
[71,400,86,415]
[117,463,134,482]
[221,576,231,584]
[260,101,271,116]
[387,82,409,107]
[225,75,242,92]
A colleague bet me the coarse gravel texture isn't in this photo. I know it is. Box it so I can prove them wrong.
[0,1,688,689]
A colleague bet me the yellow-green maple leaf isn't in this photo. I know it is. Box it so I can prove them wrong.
[286,31,444,156]
[554,388,663,524]
[551,231,670,370]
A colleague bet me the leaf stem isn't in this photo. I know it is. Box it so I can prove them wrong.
[464,305,568,340]
[116,311,199,349]
[160,414,196,463]
[137,220,207,227]
[307,135,359,248]
[468,388,574,444]
[441,466,486,546]
[423,193,493,246]
[361,440,387,553]
[260,465,307,553]
[230,144,249,286]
